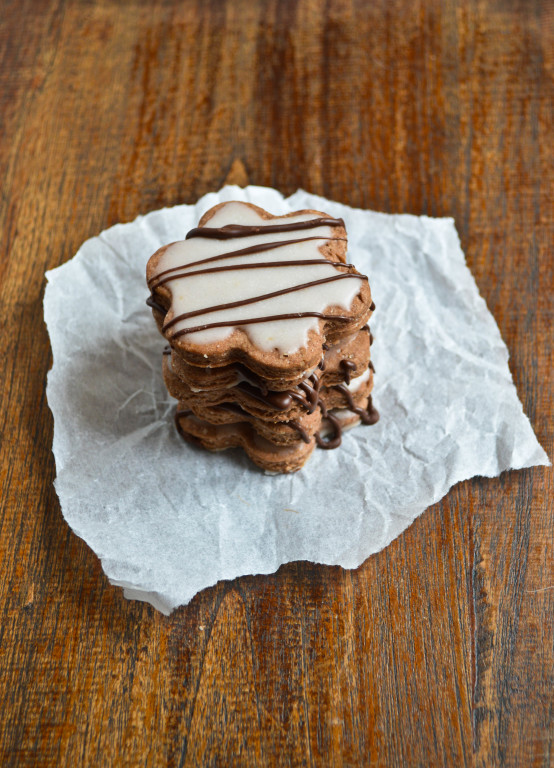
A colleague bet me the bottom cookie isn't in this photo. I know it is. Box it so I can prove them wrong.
[174,401,378,473]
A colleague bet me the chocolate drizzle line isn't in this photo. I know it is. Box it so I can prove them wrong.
[185,217,345,240]
[289,420,311,444]
[366,396,380,425]
[149,237,347,287]
[339,359,357,385]
[161,269,366,334]
[236,382,293,410]
[333,383,380,425]
[162,272,365,331]
[163,262,367,338]
[146,295,167,315]
[153,257,354,290]
[149,215,367,343]
[170,310,355,341]
[315,400,343,450]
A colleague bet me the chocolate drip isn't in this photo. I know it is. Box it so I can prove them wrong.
[365,395,380,425]
[369,360,375,373]
[340,359,357,385]
[369,301,376,311]
[186,217,345,240]
[334,383,380,425]
[315,401,342,450]
[289,419,311,444]
[360,324,373,346]
[296,373,321,413]
[236,382,292,411]
[224,370,322,416]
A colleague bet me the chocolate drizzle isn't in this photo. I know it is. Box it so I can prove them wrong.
[185,217,345,240]
[148,214,367,343]
[146,295,167,315]
[163,272,367,334]
[149,238,349,289]
[333,383,380,425]
[154,257,354,290]
[174,357,378,453]
[315,401,343,449]
[365,396,380,425]
[289,419,311,444]
[236,381,292,410]
[170,310,355,341]
[339,359,357,385]
[295,374,321,413]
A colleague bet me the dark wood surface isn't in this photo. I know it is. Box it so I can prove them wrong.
[0,1,552,766]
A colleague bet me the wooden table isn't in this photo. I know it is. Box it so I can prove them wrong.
[1,1,552,765]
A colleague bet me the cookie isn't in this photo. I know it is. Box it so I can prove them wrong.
[166,325,372,392]
[146,201,373,378]
[174,406,366,474]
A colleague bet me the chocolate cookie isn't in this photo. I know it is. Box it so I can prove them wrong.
[146,201,373,377]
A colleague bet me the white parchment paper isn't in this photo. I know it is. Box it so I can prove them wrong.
[44,186,549,614]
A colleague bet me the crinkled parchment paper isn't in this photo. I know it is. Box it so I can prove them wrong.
[44,186,549,614]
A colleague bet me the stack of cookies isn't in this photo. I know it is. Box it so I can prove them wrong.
[146,201,378,473]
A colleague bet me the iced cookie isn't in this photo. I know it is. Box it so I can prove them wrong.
[146,201,373,377]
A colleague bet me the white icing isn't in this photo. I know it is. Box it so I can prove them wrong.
[154,202,363,355]
[346,366,371,393]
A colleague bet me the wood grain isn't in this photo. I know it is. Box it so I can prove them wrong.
[0,0,552,766]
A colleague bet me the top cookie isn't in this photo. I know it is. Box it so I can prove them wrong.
[146,201,373,377]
